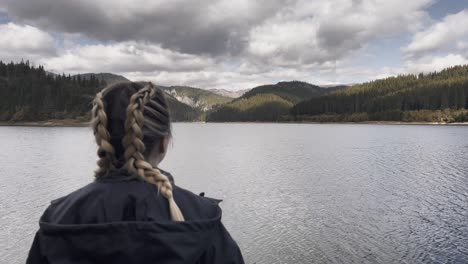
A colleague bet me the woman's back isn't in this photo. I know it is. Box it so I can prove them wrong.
[27,168,243,264]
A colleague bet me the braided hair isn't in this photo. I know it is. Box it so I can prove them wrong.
[91,81,184,221]
[91,87,117,176]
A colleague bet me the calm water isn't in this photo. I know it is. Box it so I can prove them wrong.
[1,123,468,263]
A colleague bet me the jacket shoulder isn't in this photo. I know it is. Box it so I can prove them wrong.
[172,185,222,221]
[41,180,160,224]
[40,181,107,224]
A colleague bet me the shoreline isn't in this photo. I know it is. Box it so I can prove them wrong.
[1,120,468,127]
[0,119,91,127]
[287,121,468,126]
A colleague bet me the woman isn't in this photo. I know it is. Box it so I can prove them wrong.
[26,82,244,264]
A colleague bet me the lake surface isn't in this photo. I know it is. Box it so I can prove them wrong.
[1,123,468,263]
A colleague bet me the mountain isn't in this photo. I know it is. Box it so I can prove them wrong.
[291,65,468,122]
[207,81,339,122]
[158,85,232,111]
[209,88,250,98]
[74,73,129,84]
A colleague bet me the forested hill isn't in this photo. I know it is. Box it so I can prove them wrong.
[206,81,341,122]
[291,65,468,122]
[241,81,327,103]
[0,61,200,122]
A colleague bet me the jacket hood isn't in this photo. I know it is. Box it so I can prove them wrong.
[37,209,223,264]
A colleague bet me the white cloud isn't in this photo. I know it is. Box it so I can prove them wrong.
[404,10,468,56]
[42,42,214,74]
[402,9,468,74]
[0,23,56,61]
[247,0,432,66]
[405,53,468,73]
[2,0,284,55]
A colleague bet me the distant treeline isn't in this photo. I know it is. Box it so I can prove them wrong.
[0,61,199,122]
[291,65,468,122]
[0,60,104,121]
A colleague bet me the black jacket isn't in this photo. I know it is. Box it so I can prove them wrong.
[26,168,244,264]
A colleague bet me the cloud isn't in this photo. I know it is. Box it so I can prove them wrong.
[0,23,56,61]
[404,9,468,57]
[42,41,214,74]
[402,9,468,74]
[3,0,433,61]
[247,0,432,66]
[405,53,468,73]
[2,0,285,56]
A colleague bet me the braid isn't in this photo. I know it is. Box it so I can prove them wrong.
[122,82,185,221]
[92,88,117,177]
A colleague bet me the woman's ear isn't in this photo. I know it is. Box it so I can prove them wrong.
[159,136,169,155]
[148,136,170,167]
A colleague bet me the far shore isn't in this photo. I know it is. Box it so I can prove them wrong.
[0,119,91,127]
[1,119,468,127]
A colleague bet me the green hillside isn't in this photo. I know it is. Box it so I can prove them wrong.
[206,93,293,122]
[241,81,327,103]
[207,81,340,122]
[291,65,468,122]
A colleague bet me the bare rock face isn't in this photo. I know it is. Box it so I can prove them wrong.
[208,89,250,98]
[160,86,233,112]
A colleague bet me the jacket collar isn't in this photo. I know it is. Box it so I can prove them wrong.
[95,166,175,185]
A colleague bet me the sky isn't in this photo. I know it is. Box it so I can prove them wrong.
[0,0,467,90]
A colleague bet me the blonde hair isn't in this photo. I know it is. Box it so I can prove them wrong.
[91,82,184,221]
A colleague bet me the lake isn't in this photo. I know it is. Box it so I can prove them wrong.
[1,123,468,263]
